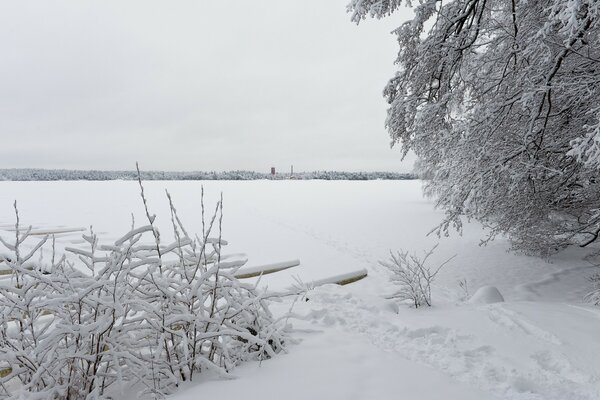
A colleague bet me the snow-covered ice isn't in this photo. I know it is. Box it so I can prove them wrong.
[1,180,599,399]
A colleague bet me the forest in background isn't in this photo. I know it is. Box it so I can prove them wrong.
[0,169,416,181]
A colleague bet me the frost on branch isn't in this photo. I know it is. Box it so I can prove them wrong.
[380,245,453,308]
[347,0,600,254]
[0,190,287,399]
[346,0,406,23]
[585,272,600,306]
[568,109,600,169]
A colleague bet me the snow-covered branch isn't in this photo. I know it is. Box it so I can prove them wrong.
[0,188,288,399]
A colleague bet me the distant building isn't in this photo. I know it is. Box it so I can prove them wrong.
[271,167,276,177]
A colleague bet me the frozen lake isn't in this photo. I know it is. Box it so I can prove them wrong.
[0,179,594,299]
[2,180,600,400]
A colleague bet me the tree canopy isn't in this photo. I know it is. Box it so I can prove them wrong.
[348,0,600,254]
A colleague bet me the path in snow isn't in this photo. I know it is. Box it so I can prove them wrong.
[293,285,600,400]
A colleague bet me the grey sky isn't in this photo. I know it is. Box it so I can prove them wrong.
[0,1,415,172]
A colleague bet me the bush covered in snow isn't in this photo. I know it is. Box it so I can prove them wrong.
[0,182,287,399]
[381,245,453,308]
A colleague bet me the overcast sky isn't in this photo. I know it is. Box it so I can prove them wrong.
[0,1,415,172]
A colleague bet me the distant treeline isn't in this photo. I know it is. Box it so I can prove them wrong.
[0,169,417,181]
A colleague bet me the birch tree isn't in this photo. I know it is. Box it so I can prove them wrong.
[348,0,600,254]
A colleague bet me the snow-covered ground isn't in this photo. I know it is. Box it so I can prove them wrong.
[1,180,599,399]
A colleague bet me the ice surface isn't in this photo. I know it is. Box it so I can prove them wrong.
[1,180,599,399]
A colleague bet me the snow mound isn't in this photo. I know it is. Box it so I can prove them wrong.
[468,286,505,304]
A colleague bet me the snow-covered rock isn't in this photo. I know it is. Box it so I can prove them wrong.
[468,285,505,304]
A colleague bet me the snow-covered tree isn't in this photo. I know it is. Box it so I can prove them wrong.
[348,0,600,254]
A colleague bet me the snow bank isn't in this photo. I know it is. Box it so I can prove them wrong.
[468,285,505,304]
[170,328,496,400]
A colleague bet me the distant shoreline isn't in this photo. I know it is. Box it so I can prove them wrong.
[0,169,417,181]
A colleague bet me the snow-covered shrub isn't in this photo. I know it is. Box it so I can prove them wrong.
[380,245,453,308]
[458,278,470,302]
[585,273,600,305]
[0,182,287,399]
